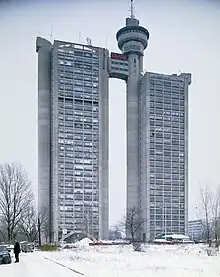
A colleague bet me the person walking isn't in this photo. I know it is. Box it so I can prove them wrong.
[14,241,21,263]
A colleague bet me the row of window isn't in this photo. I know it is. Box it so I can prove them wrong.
[59,83,99,91]
[57,48,99,58]
[58,176,98,182]
[149,180,185,185]
[149,163,184,169]
[150,141,185,147]
[58,55,99,64]
[58,98,99,106]
[150,168,184,174]
[150,110,184,116]
[59,91,99,99]
[150,114,184,120]
[58,118,99,127]
[58,164,97,171]
[58,170,97,177]
[150,188,184,193]
[58,110,99,119]
[150,174,184,179]
[150,91,185,98]
[150,78,184,85]
[150,104,185,111]
[150,123,185,129]
[150,125,184,131]
[111,66,128,72]
[59,76,99,84]
[58,123,98,130]
[150,151,184,156]
[150,99,185,105]
[58,66,99,77]
[150,142,185,149]
[58,59,99,69]
[149,156,184,161]
[58,139,98,146]
[149,143,185,150]
[150,149,185,154]
[58,116,98,123]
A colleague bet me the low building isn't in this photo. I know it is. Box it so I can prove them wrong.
[188,220,204,241]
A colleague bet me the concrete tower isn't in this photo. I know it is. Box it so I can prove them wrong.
[116,1,149,214]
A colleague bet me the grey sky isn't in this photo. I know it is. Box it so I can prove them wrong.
[0,0,219,226]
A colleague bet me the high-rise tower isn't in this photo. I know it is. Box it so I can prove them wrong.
[116,3,149,213]
[36,38,109,242]
[36,0,191,243]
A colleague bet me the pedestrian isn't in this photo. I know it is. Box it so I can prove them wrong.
[14,241,21,263]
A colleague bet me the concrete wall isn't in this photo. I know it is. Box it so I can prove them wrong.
[182,73,191,235]
[36,37,52,241]
[126,53,142,211]
[139,72,151,241]
[50,43,60,242]
[98,48,109,240]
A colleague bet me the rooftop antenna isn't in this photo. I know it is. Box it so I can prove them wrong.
[86,37,92,46]
[79,31,82,43]
[49,24,53,43]
[105,36,108,49]
[130,0,135,19]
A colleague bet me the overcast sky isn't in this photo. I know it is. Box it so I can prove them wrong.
[0,0,219,226]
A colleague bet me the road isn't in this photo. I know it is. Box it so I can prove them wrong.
[0,252,83,277]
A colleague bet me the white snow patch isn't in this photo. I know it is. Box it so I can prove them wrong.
[42,243,220,277]
[62,237,93,250]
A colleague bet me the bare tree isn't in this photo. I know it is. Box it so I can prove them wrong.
[0,162,34,243]
[37,209,49,245]
[119,206,146,245]
[200,187,212,247]
[209,185,220,247]
[20,205,38,242]
[109,224,122,240]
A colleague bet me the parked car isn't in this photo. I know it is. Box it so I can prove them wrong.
[20,242,34,253]
[154,234,195,245]
[0,245,12,264]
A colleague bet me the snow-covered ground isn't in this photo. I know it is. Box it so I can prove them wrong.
[0,240,219,277]
[42,240,220,277]
[0,252,80,277]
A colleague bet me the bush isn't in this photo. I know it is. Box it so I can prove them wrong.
[39,244,59,252]
[132,242,145,252]
[206,247,218,256]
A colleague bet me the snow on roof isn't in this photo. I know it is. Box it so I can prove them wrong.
[164,234,190,239]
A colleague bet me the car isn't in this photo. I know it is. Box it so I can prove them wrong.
[20,242,34,253]
[0,245,12,264]
[153,234,195,245]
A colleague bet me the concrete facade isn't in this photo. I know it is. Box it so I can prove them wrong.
[139,72,191,241]
[37,39,109,242]
[188,220,204,241]
[36,37,53,241]
[37,11,191,242]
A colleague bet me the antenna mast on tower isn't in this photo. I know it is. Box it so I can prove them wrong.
[130,0,135,19]
[49,24,53,43]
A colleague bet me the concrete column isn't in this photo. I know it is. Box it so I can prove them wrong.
[36,37,52,242]
[126,53,141,211]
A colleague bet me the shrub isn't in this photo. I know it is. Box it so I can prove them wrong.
[39,244,59,252]
[132,242,145,252]
[206,247,218,256]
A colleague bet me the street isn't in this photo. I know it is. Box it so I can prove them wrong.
[0,252,83,277]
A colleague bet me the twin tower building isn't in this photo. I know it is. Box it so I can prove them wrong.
[36,13,191,242]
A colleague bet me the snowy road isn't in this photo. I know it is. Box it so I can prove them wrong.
[0,252,83,277]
